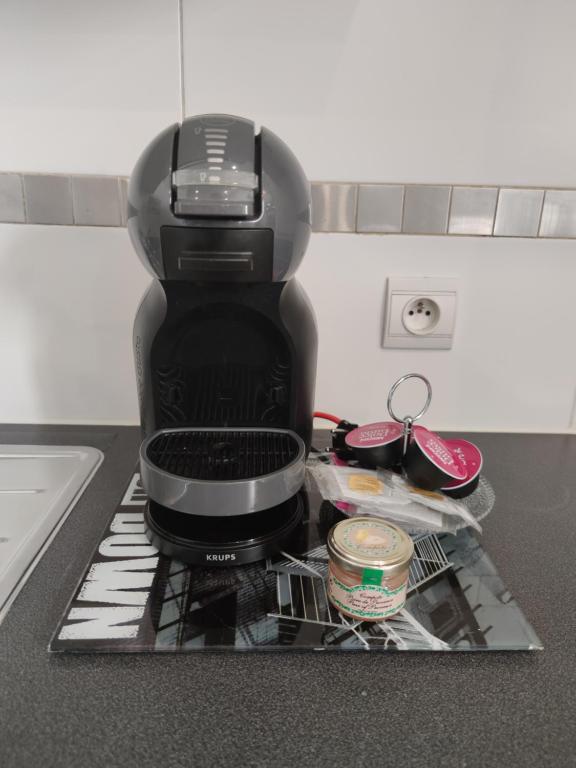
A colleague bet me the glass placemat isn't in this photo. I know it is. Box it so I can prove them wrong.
[50,472,542,652]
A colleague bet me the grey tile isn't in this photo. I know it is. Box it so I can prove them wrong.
[0,173,25,223]
[119,177,129,226]
[494,188,544,237]
[311,183,357,232]
[402,185,451,234]
[72,176,122,226]
[23,174,73,225]
[448,187,498,235]
[357,184,404,233]
[539,190,576,238]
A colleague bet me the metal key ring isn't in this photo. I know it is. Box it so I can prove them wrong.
[387,373,432,424]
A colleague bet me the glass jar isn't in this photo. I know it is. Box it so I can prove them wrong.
[327,517,414,622]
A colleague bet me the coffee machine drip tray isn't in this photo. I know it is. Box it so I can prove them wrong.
[140,428,306,517]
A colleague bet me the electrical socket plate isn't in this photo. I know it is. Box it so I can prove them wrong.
[382,277,458,349]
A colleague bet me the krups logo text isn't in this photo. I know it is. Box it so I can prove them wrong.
[206,553,236,562]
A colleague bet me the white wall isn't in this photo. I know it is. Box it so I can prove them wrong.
[0,224,149,423]
[181,0,576,186]
[0,0,180,175]
[0,0,575,431]
[1,222,573,432]
[179,0,576,431]
[300,235,576,432]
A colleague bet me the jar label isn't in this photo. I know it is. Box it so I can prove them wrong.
[361,567,383,586]
[328,572,407,620]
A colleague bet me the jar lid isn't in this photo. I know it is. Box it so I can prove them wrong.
[327,517,414,577]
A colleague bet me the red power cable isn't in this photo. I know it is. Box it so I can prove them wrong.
[313,411,342,425]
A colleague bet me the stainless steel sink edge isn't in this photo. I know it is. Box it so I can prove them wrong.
[0,446,104,626]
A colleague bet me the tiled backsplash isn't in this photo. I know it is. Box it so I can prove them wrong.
[0,173,128,229]
[321,182,576,238]
[1,172,576,238]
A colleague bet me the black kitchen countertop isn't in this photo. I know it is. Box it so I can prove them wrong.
[0,425,574,768]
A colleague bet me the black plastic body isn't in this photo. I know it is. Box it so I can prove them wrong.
[134,278,317,452]
[161,227,274,282]
[330,420,358,461]
[404,441,455,491]
[352,437,404,470]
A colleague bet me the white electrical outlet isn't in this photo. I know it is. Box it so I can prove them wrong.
[382,277,458,349]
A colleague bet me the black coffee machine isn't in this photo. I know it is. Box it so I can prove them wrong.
[127,114,317,566]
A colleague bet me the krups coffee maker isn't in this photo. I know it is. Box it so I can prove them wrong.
[127,114,317,566]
